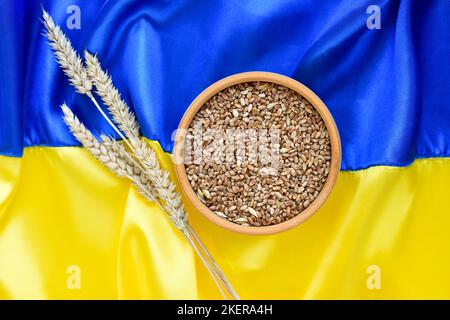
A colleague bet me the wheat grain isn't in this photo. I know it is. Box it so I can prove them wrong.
[186,82,331,226]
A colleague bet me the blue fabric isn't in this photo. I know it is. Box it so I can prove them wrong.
[0,0,449,170]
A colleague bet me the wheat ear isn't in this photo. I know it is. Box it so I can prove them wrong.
[46,11,239,299]
[42,9,184,227]
[84,51,187,230]
[42,8,135,153]
[42,10,91,94]
[61,103,155,201]
[42,8,185,229]
[84,52,140,139]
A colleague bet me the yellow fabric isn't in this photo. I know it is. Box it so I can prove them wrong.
[1,145,450,299]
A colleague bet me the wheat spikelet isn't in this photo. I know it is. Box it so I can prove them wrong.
[42,9,92,94]
[84,51,187,230]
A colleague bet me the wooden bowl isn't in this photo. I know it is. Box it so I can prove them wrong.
[173,72,341,235]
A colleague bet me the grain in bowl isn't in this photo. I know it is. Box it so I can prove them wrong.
[173,72,340,235]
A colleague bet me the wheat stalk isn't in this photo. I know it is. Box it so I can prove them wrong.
[44,9,239,300]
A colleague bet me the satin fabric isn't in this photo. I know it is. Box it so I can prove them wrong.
[0,0,449,170]
[1,0,450,300]
[1,145,450,299]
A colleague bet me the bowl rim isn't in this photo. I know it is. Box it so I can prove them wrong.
[173,71,341,235]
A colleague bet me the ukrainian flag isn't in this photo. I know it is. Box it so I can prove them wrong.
[1,0,450,299]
